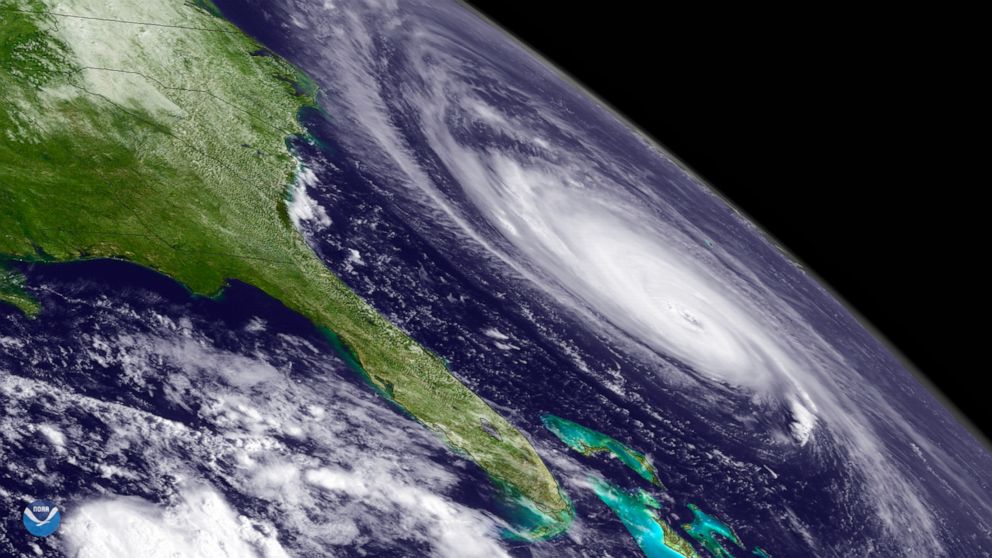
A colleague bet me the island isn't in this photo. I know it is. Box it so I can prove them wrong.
[543,414,663,485]
[589,476,699,558]
[682,503,745,558]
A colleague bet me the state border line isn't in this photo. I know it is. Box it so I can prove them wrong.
[1,7,241,34]
[75,66,294,137]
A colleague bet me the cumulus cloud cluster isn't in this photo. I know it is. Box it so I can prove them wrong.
[0,293,510,557]
[288,165,332,229]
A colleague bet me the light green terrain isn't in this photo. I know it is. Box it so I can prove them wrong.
[0,0,570,529]
[0,261,38,315]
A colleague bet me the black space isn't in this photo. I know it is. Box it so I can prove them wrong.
[463,2,987,439]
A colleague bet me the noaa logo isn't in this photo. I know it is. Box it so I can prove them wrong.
[22,499,61,537]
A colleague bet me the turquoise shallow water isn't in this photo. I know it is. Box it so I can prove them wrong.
[588,476,695,558]
[542,414,776,557]
[542,414,661,485]
[683,503,745,557]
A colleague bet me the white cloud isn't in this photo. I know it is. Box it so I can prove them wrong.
[246,0,985,553]
[61,488,290,558]
[288,166,332,229]
[1,298,513,558]
[36,423,66,449]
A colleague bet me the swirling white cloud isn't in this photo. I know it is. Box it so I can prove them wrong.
[261,0,992,553]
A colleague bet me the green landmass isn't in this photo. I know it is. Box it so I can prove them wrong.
[682,503,745,558]
[543,414,663,486]
[0,0,570,531]
[589,476,699,558]
[0,262,39,316]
